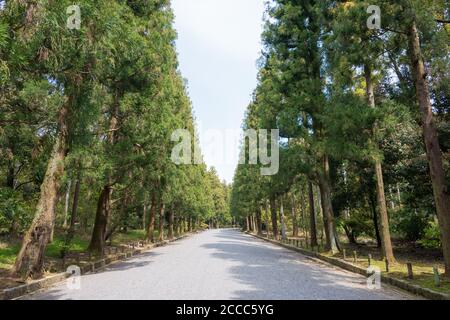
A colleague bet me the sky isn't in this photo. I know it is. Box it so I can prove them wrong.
[171,0,265,184]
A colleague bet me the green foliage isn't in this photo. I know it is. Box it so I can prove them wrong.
[0,189,34,235]
[417,221,442,249]
[0,244,20,269]
[391,209,429,242]
[45,235,89,259]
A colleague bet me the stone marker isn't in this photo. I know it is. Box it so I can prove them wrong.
[433,266,440,287]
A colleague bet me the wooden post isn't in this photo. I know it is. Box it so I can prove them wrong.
[385,258,390,273]
[296,240,299,247]
[368,254,372,266]
[343,249,346,261]
[353,251,357,264]
[407,263,414,279]
[433,266,440,287]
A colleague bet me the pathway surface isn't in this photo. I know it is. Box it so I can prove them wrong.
[24,229,415,300]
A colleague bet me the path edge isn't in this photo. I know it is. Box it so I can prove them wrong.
[245,231,450,301]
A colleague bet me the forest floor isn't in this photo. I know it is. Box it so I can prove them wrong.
[267,231,450,294]
[0,229,165,290]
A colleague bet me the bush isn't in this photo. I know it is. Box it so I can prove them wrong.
[391,209,429,241]
[0,188,34,236]
[417,221,441,249]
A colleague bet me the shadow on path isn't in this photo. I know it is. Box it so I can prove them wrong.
[202,229,405,300]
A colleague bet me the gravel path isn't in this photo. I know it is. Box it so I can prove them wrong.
[24,229,415,300]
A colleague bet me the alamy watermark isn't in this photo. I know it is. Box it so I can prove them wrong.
[367,5,381,30]
[66,5,81,30]
[367,266,381,290]
[66,265,81,290]
[171,128,279,176]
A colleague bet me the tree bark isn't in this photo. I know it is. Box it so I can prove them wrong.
[318,156,340,253]
[62,179,72,229]
[291,193,299,237]
[62,168,81,257]
[142,202,147,231]
[88,186,110,253]
[256,207,263,235]
[158,203,165,242]
[188,216,192,232]
[308,181,318,247]
[369,193,382,248]
[146,194,156,242]
[13,104,69,278]
[300,190,308,243]
[365,64,396,264]
[408,20,450,277]
[270,197,279,240]
[280,197,287,240]
[89,94,120,252]
[168,204,175,240]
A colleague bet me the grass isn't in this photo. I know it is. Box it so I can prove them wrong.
[45,235,90,258]
[111,229,147,246]
[0,230,149,271]
[349,255,450,294]
[0,244,20,270]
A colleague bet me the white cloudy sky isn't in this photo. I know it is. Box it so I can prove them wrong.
[171,0,265,183]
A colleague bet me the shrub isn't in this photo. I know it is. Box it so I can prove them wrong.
[417,221,441,249]
[391,209,429,241]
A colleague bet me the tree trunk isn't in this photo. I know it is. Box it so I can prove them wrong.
[168,205,174,240]
[343,225,357,245]
[369,193,382,248]
[256,207,263,235]
[270,197,279,240]
[280,197,287,240]
[308,182,318,247]
[318,156,340,253]
[89,95,120,252]
[62,179,72,229]
[265,200,270,238]
[158,203,165,242]
[62,169,81,257]
[13,104,69,278]
[408,20,450,277]
[142,202,147,231]
[291,193,299,237]
[146,194,156,242]
[88,186,110,253]
[365,64,396,264]
[300,190,308,243]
